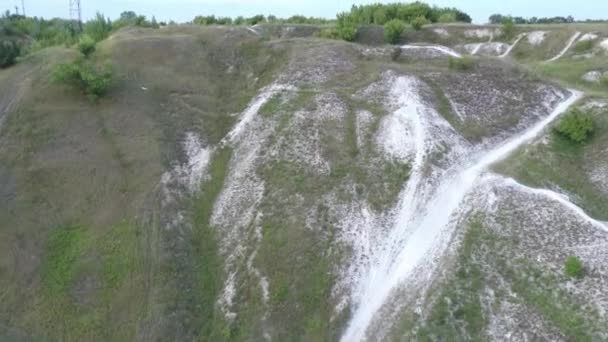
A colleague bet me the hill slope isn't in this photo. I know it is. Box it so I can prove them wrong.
[1,24,607,341]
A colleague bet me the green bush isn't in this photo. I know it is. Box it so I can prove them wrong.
[0,39,20,68]
[53,58,113,102]
[336,12,358,41]
[573,40,593,53]
[383,19,406,44]
[554,108,595,143]
[564,256,584,278]
[84,12,112,42]
[501,17,515,40]
[411,16,429,30]
[448,56,474,71]
[438,13,457,23]
[601,76,608,88]
[77,34,96,57]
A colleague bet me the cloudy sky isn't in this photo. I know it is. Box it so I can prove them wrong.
[2,0,607,24]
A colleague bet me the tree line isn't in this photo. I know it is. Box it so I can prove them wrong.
[489,14,607,24]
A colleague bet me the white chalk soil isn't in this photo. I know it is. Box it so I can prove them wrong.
[340,75,583,340]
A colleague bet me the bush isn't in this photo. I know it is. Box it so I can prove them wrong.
[384,19,406,44]
[53,58,113,102]
[411,16,429,30]
[438,13,457,23]
[573,40,593,53]
[78,34,96,57]
[554,108,595,143]
[0,39,20,68]
[601,76,608,88]
[448,56,474,71]
[336,12,358,42]
[501,17,515,40]
[84,12,112,42]
[564,256,584,278]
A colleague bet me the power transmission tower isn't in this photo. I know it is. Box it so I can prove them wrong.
[21,0,25,16]
[69,0,82,31]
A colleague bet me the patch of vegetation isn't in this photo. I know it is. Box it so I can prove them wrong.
[507,259,601,341]
[77,34,96,57]
[411,16,429,31]
[554,108,595,143]
[573,39,593,53]
[384,19,405,44]
[53,58,114,102]
[191,146,233,339]
[564,255,585,278]
[336,12,358,41]
[448,56,475,71]
[416,217,489,341]
[501,17,516,40]
[0,39,20,67]
[259,93,283,118]
[43,225,86,296]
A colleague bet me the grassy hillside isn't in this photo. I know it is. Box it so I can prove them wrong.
[1,21,607,341]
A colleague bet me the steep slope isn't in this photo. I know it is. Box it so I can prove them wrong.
[0,24,607,341]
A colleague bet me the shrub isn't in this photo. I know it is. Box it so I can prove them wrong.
[336,12,358,42]
[411,16,429,31]
[554,108,594,143]
[501,17,515,40]
[448,56,474,71]
[0,39,20,68]
[384,19,406,44]
[601,76,608,88]
[573,40,593,53]
[78,34,96,57]
[438,13,457,23]
[84,12,112,42]
[564,256,584,278]
[53,58,113,102]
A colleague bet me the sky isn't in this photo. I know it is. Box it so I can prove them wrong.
[1,0,607,24]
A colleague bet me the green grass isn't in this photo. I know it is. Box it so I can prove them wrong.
[506,260,601,341]
[415,217,489,341]
[528,57,608,96]
[43,225,86,296]
[494,118,608,221]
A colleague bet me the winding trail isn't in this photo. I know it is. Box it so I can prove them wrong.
[400,44,462,58]
[341,80,582,341]
[500,176,608,232]
[545,32,582,62]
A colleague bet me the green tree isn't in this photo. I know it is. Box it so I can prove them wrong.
[53,58,113,102]
[336,12,357,41]
[84,12,111,42]
[0,39,20,67]
[554,108,595,143]
[411,16,429,30]
[564,256,584,278]
[501,17,515,40]
[383,19,405,44]
[77,34,96,57]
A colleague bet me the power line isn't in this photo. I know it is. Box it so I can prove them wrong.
[69,0,82,31]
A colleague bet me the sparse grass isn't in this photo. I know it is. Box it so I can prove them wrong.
[259,93,283,118]
[573,39,594,53]
[416,217,489,341]
[43,225,86,296]
[448,56,474,71]
[494,104,608,221]
[564,255,585,278]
